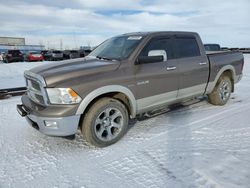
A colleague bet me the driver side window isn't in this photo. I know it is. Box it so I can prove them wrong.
[139,38,174,60]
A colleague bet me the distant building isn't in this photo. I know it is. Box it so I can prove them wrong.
[0,37,25,45]
[0,44,45,53]
[0,36,45,53]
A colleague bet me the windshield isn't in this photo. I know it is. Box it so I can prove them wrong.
[89,35,143,60]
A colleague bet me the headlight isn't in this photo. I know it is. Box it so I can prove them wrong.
[46,88,82,104]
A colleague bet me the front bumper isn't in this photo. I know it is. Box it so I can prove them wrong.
[17,95,81,136]
[26,113,80,136]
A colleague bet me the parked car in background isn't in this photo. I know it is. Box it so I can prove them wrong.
[25,51,44,62]
[230,48,240,52]
[44,50,63,61]
[221,47,230,51]
[41,50,48,57]
[79,49,92,57]
[204,44,221,51]
[0,52,4,62]
[239,48,250,54]
[63,50,80,60]
[41,50,50,61]
[3,50,24,63]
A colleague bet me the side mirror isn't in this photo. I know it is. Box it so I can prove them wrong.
[148,50,167,61]
[136,50,167,64]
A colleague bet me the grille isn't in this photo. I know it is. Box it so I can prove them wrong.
[25,74,47,106]
[30,79,40,91]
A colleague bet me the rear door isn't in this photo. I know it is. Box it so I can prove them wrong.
[173,35,209,98]
[135,36,179,112]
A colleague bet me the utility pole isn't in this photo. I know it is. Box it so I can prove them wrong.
[47,41,50,50]
[60,39,63,50]
[87,40,91,48]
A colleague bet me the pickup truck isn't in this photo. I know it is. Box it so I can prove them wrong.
[17,31,244,147]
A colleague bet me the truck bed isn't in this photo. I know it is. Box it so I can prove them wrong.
[207,51,244,86]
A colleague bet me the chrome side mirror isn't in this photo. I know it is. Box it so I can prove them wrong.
[148,50,167,61]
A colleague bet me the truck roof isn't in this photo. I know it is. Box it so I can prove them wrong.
[120,31,198,37]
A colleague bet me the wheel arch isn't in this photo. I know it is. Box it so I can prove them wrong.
[76,85,137,118]
[206,65,236,93]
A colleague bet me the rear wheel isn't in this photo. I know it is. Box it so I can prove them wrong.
[81,97,129,147]
[208,75,232,105]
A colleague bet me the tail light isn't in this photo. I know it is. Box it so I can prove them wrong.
[19,53,23,56]
[7,54,12,57]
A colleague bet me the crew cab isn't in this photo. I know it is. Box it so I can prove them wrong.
[17,31,244,147]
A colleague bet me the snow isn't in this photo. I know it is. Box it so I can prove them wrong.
[0,55,250,188]
[0,61,54,89]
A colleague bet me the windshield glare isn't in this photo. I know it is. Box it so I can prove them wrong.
[89,36,143,60]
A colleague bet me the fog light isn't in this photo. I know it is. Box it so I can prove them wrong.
[44,121,58,128]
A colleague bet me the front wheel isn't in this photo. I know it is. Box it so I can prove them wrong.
[81,97,129,147]
[208,75,232,105]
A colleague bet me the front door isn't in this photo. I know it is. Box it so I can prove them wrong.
[134,37,179,112]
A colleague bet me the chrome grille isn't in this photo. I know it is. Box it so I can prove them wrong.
[30,79,40,91]
[24,71,47,106]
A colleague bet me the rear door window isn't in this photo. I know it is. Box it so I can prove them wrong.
[174,37,200,58]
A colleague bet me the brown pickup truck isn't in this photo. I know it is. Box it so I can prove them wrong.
[17,31,244,147]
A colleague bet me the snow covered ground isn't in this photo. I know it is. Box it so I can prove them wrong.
[0,61,54,89]
[0,55,250,188]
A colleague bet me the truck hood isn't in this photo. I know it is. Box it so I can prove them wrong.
[30,57,120,87]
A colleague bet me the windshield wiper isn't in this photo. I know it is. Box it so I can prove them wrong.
[96,56,116,61]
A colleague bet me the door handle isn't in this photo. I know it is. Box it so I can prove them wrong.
[166,66,176,71]
[199,62,207,65]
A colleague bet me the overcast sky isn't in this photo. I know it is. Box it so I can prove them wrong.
[0,0,249,49]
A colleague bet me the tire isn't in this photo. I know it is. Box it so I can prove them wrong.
[208,75,232,105]
[81,97,129,147]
